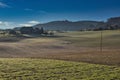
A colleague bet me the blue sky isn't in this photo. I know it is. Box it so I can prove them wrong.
[0,0,120,29]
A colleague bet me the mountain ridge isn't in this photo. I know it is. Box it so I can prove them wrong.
[14,16,120,31]
[33,20,106,31]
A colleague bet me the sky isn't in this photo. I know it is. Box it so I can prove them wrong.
[0,0,120,29]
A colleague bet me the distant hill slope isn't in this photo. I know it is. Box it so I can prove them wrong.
[33,20,105,31]
[14,17,120,31]
[107,17,120,25]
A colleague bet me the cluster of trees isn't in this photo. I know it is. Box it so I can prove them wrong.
[79,24,120,31]
[20,27,44,34]
[93,25,120,31]
[79,17,120,31]
[8,27,54,36]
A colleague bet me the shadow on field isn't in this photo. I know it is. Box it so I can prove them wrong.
[0,37,24,42]
[0,35,66,42]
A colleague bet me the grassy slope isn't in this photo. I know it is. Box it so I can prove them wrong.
[0,58,120,80]
[57,30,120,47]
[0,30,120,80]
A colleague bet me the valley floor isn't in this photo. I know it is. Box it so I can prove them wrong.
[0,30,120,79]
[0,30,120,66]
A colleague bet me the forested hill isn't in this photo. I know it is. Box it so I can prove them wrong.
[33,20,105,31]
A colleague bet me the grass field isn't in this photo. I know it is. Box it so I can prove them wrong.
[0,30,120,65]
[57,30,120,47]
[0,30,120,79]
[0,58,120,80]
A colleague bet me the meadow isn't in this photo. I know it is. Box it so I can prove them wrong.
[0,30,120,80]
[0,58,120,80]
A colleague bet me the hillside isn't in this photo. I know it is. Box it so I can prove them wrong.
[106,17,120,29]
[0,58,120,80]
[107,17,120,25]
[13,17,120,31]
[33,20,105,31]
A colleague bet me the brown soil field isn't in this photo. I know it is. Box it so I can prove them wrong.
[0,31,120,66]
[0,38,119,66]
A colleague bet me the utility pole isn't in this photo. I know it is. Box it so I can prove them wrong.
[100,30,103,53]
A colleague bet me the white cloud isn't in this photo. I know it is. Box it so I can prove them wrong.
[0,21,16,29]
[0,20,40,29]
[19,21,40,27]
[0,21,3,24]
[19,24,32,27]
[0,21,10,26]
[28,21,40,24]
[0,2,9,8]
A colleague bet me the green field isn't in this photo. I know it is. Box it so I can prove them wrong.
[0,58,120,80]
